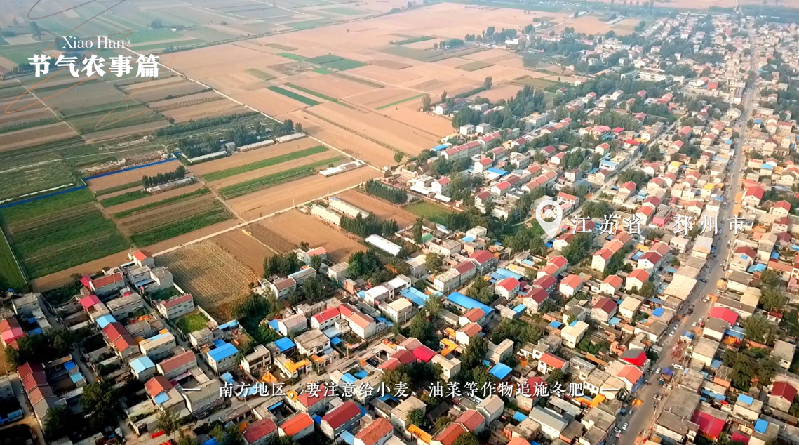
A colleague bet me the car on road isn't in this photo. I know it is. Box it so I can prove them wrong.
[622,424,628,431]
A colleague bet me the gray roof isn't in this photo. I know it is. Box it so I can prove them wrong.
[529,407,568,432]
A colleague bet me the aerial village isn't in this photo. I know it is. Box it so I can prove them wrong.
[9,10,799,445]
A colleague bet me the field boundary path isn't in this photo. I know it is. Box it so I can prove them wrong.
[15,78,81,136]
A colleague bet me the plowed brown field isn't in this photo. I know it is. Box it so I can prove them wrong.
[259,209,365,262]
[336,190,416,227]
[212,229,274,276]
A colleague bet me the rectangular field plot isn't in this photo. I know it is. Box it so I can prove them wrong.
[267,86,320,106]
[218,156,343,199]
[203,145,328,181]
[405,200,452,225]
[0,189,130,279]
[157,241,258,322]
[259,210,365,262]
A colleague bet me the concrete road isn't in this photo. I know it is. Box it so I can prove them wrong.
[617,21,758,445]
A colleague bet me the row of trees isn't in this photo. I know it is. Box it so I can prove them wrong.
[142,165,186,189]
[364,180,407,204]
[6,327,88,369]
[263,251,301,278]
[340,214,399,238]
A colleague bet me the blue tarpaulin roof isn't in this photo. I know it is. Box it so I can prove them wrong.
[268,319,280,331]
[550,321,563,329]
[330,337,342,345]
[354,370,368,379]
[513,412,527,422]
[772,252,780,259]
[462,236,475,242]
[221,372,235,384]
[274,337,295,352]
[738,394,754,405]
[70,373,83,383]
[401,287,428,306]
[433,144,449,151]
[130,357,154,373]
[64,361,76,370]
[701,389,726,400]
[95,314,116,328]
[650,297,664,305]
[218,320,239,330]
[154,392,170,405]
[490,363,512,379]
[747,264,766,273]
[513,305,526,313]
[340,431,356,445]
[631,251,644,260]
[208,342,237,362]
[447,292,494,315]
[487,168,509,176]
[725,328,745,339]
[495,268,523,280]
[711,359,722,369]
[608,317,621,326]
[755,419,768,433]
[342,373,358,384]
[652,308,664,317]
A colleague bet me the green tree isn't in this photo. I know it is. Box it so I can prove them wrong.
[639,281,655,298]
[310,255,323,271]
[466,277,494,304]
[483,77,493,90]
[453,432,480,445]
[760,269,781,288]
[761,288,787,312]
[422,94,432,111]
[81,380,120,431]
[43,405,76,440]
[743,315,775,345]
[407,408,425,428]
[425,253,444,272]
[394,151,404,164]
[562,232,592,265]
[412,218,424,244]
[157,409,181,438]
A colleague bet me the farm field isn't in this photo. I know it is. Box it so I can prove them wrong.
[157,241,258,322]
[188,138,322,176]
[212,229,273,276]
[405,200,453,225]
[208,148,339,190]
[258,209,365,262]
[228,166,381,220]
[218,156,346,199]
[0,189,130,279]
[2,122,78,152]
[0,230,26,289]
[336,190,417,227]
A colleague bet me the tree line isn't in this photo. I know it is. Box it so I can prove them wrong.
[341,213,399,238]
[364,180,407,204]
[142,165,186,189]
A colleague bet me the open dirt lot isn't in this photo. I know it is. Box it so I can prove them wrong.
[87,160,186,191]
[212,229,273,276]
[473,83,523,102]
[258,209,365,262]
[286,110,399,168]
[307,102,439,155]
[157,241,257,322]
[1,122,78,152]
[227,166,381,220]
[189,138,322,176]
[290,74,378,99]
[336,190,417,227]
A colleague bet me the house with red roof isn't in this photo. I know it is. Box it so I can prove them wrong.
[469,250,498,273]
[0,317,24,348]
[637,251,663,272]
[591,297,618,323]
[354,418,394,445]
[290,384,330,414]
[321,401,362,438]
[244,417,277,445]
[709,307,739,326]
[559,274,584,297]
[432,423,467,445]
[770,381,796,412]
[522,286,549,313]
[537,353,568,374]
[591,248,614,272]
[459,308,487,327]
[156,350,197,379]
[626,269,650,292]
[456,323,483,346]
[692,409,727,440]
[311,306,341,330]
[533,275,557,294]
[617,365,643,390]
[601,275,623,296]
[496,277,521,298]
[621,349,647,367]
[771,200,791,217]
[156,294,194,320]
[89,272,125,296]
[280,413,315,440]
[129,250,154,268]
[456,409,486,433]
[743,186,765,208]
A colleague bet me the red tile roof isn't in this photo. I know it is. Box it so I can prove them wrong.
[691,411,725,439]
[456,410,485,432]
[91,272,123,289]
[772,381,796,401]
[281,413,314,436]
[133,250,152,261]
[469,250,494,265]
[628,269,650,282]
[603,275,623,289]
[355,418,394,445]
[145,376,173,397]
[161,294,193,308]
[540,353,565,369]
[102,322,127,342]
[497,277,520,292]
[17,362,43,380]
[412,345,436,362]
[322,401,361,429]
[312,307,341,324]
[560,274,583,290]
[435,423,467,445]
[157,350,196,374]
[244,417,277,444]
[297,384,328,408]
[709,307,738,325]
[594,297,618,314]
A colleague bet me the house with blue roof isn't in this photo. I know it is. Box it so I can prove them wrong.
[130,356,156,381]
[206,341,238,373]
[447,292,494,316]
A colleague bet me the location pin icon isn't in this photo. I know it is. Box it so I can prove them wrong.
[536,199,564,238]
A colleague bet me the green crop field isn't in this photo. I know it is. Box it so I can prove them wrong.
[394,36,435,45]
[175,311,209,334]
[405,201,452,225]
[286,19,334,30]
[100,190,149,207]
[278,53,309,61]
[219,157,343,199]
[0,230,26,289]
[267,86,320,106]
[113,188,210,218]
[376,94,424,110]
[0,189,130,278]
[129,202,232,246]
[204,146,327,181]
[285,84,338,102]
[0,160,78,204]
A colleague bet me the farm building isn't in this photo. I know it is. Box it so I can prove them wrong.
[366,235,401,256]
[329,198,369,218]
[311,205,342,226]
